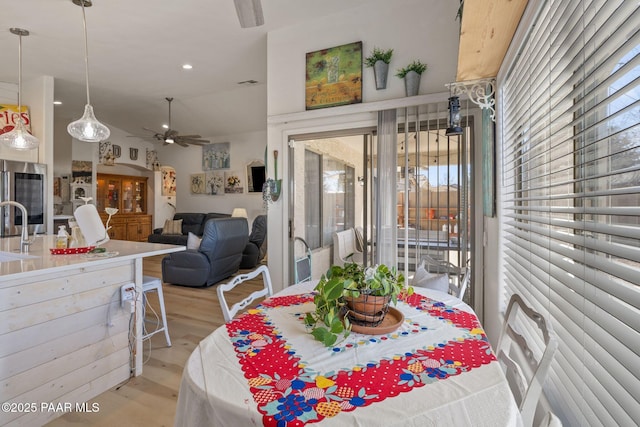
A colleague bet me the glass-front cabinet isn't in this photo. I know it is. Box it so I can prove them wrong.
[96,173,151,242]
[97,174,147,214]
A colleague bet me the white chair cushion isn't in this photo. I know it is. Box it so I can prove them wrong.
[412,265,449,293]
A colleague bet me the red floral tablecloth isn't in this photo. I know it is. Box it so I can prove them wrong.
[224,291,495,426]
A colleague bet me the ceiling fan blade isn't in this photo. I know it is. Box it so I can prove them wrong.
[178,138,210,144]
[127,135,157,140]
[142,127,162,134]
[176,134,202,139]
[176,140,190,147]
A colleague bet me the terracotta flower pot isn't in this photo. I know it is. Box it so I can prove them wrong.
[344,293,391,326]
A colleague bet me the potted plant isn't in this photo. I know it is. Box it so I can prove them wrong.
[396,60,428,96]
[304,262,411,347]
[364,47,393,90]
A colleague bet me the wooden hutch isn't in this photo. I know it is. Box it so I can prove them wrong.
[96,173,152,242]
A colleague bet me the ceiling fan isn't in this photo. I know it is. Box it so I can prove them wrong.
[140,97,210,147]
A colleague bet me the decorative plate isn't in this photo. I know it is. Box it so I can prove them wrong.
[50,246,96,255]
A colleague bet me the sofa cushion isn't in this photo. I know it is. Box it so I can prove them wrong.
[174,213,206,236]
[149,233,188,246]
[162,219,183,235]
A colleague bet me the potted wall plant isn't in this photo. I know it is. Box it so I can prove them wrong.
[304,262,411,347]
[364,47,394,90]
[396,60,428,96]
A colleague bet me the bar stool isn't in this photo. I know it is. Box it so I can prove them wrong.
[142,275,171,347]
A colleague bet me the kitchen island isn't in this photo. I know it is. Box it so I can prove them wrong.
[0,235,184,426]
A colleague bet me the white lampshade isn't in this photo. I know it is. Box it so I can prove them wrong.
[74,203,109,246]
[67,104,110,142]
[231,208,248,218]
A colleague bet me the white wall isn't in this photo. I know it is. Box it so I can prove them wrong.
[155,130,267,226]
[266,0,461,289]
[1,77,55,234]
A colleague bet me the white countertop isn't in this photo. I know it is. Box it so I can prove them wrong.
[0,235,184,280]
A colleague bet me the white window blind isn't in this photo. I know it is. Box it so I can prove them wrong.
[500,0,639,425]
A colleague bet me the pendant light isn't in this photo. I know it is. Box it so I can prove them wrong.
[0,28,39,150]
[67,0,110,142]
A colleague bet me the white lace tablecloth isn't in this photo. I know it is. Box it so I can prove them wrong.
[174,282,521,427]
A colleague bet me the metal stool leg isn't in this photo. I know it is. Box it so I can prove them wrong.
[142,276,171,347]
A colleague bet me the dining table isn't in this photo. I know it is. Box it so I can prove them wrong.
[174,281,521,426]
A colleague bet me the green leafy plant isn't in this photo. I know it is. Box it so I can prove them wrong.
[396,60,428,78]
[364,47,394,67]
[304,262,411,346]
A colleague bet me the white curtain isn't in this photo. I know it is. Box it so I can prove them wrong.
[375,109,397,266]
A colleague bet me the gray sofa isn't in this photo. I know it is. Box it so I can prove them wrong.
[147,212,230,246]
[161,217,249,287]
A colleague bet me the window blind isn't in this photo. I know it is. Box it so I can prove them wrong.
[500,0,640,425]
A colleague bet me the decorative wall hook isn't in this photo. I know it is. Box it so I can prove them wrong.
[446,78,496,121]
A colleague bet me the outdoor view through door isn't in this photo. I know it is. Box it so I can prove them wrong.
[289,102,472,302]
[396,107,472,302]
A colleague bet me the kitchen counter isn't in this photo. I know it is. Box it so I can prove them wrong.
[0,235,181,279]
[0,235,184,426]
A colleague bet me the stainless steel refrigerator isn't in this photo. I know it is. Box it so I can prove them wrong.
[0,160,47,237]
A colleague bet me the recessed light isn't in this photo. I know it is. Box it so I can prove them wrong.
[53,100,62,105]
[182,64,193,70]
[162,124,169,129]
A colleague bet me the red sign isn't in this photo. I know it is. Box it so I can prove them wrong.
[0,104,32,135]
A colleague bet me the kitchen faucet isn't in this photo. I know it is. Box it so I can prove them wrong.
[0,201,35,253]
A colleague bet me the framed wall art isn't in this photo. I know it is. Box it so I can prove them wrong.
[206,172,224,195]
[305,41,362,110]
[224,171,243,194]
[190,173,206,194]
[161,166,177,196]
[203,142,230,170]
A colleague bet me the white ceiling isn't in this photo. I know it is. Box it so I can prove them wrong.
[2,0,370,141]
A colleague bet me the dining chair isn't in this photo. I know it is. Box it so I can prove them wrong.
[495,294,558,427]
[449,266,470,300]
[217,265,274,322]
[293,237,312,283]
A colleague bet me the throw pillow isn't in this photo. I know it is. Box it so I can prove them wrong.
[186,232,202,250]
[415,273,450,294]
[411,263,435,286]
[161,219,183,235]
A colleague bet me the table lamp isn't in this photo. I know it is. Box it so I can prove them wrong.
[231,208,248,218]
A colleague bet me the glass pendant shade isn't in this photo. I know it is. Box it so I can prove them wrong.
[0,118,39,150]
[67,0,110,143]
[67,104,110,142]
[3,28,39,150]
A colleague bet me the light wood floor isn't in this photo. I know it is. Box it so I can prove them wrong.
[46,255,266,427]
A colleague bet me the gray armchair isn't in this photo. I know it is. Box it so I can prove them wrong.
[161,217,249,287]
[240,215,267,269]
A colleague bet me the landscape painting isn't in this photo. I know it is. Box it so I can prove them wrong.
[305,41,362,110]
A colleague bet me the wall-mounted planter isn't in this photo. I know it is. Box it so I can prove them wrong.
[404,71,421,96]
[373,60,389,90]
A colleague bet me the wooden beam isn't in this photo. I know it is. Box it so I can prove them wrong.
[456,0,529,81]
